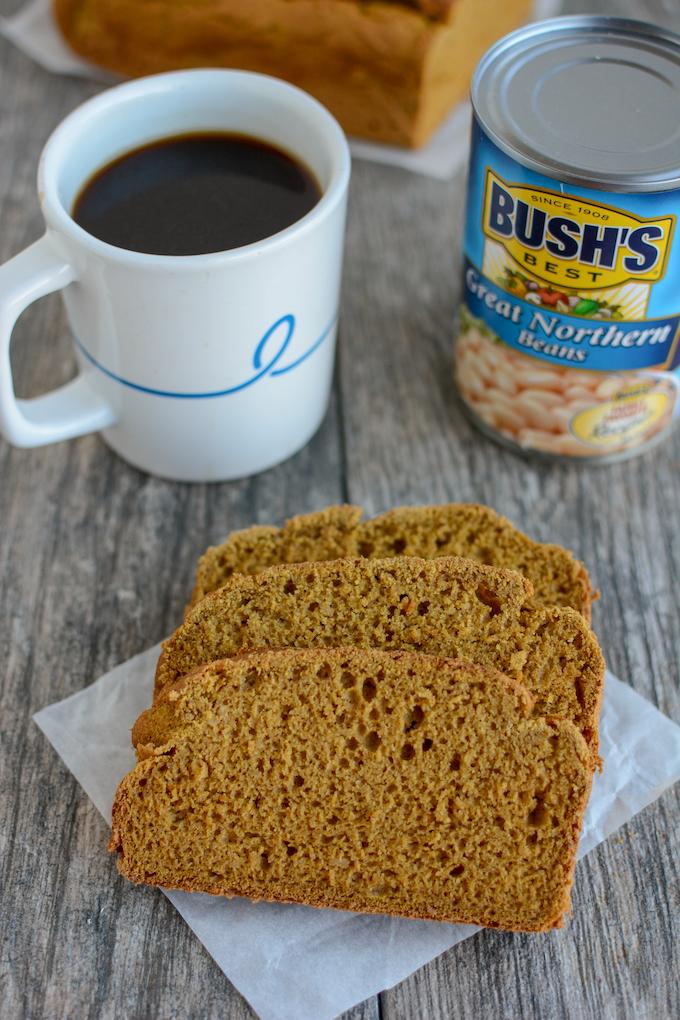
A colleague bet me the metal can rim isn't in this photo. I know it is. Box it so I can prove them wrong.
[471,15,680,194]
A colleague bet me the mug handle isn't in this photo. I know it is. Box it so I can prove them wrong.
[0,234,116,447]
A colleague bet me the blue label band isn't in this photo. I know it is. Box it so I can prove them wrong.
[73,312,337,399]
[463,260,680,372]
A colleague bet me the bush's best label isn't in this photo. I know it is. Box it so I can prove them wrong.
[483,171,675,290]
[456,125,680,459]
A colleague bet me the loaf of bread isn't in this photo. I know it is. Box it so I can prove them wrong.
[112,647,593,931]
[157,556,605,760]
[190,503,596,619]
[53,0,533,147]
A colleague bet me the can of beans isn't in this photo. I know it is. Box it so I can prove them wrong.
[456,16,680,462]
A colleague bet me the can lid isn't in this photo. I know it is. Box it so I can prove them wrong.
[472,16,680,192]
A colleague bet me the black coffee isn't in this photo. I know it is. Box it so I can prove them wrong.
[72,133,322,256]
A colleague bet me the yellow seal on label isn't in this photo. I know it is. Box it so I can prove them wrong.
[571,383,674,448]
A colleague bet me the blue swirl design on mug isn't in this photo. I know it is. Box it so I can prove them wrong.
[73,312,336,398]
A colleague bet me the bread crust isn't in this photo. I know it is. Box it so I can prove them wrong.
[53,0,533,146]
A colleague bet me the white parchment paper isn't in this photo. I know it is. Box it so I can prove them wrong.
[34,643,680,1020]
[0,0,561,179]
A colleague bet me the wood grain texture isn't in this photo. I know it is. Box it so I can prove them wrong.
[0,0,678,1017]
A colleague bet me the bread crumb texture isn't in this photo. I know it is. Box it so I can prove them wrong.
[112,648,592,931]
[160,556,604,761]
[190,504,595,619]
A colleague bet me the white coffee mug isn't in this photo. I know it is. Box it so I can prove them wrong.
[0,70,350,481]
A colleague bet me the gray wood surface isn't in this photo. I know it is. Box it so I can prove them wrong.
[1,1,678,1018]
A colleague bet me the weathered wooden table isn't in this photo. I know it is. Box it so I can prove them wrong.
[1,1,678,1017]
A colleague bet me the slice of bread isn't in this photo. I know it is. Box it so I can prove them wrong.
[112,647,593,931]
[189,504,596,620]
[158,556,604,761]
